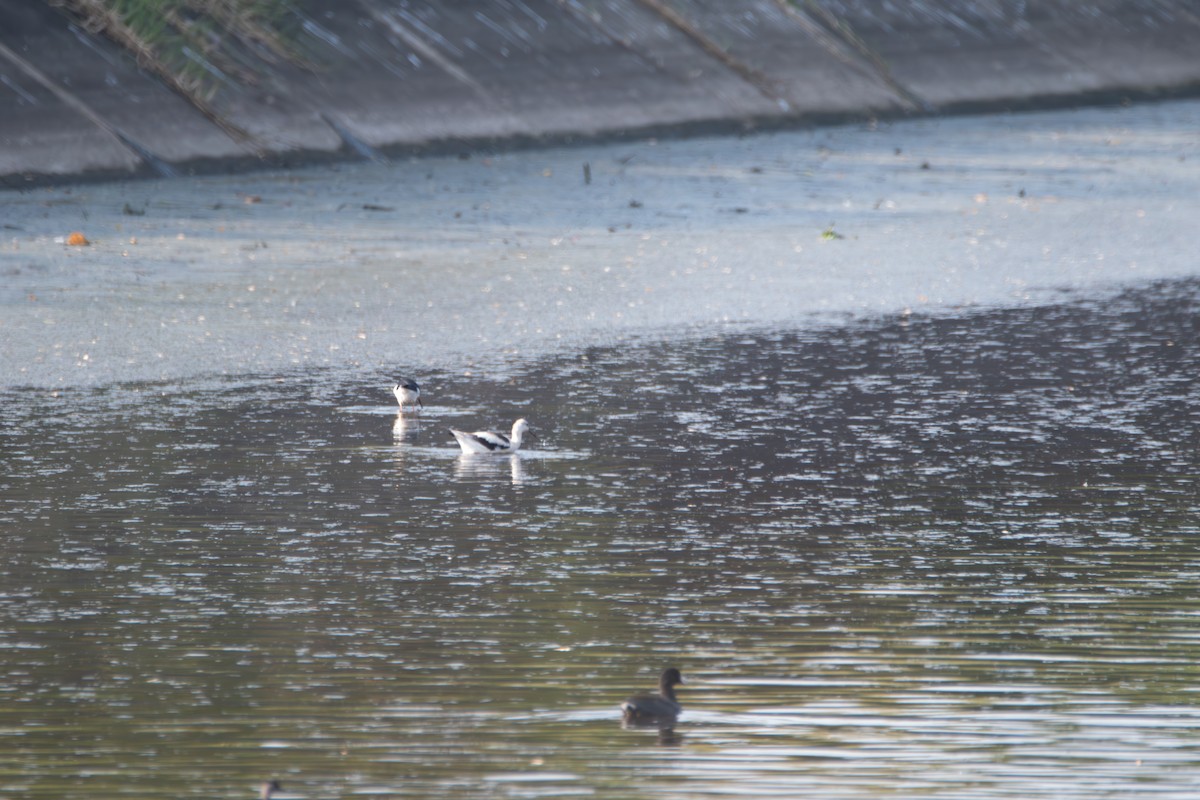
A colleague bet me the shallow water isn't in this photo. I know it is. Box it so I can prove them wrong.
[3,279,1200,799]
[6,99,1200,390]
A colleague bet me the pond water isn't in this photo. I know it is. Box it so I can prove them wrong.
[3,278,1200,799]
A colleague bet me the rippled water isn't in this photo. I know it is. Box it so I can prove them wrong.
[3,280,1200,799]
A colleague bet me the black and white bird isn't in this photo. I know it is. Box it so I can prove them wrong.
[392,377,422,412]
[449,418,530,454]
[621,667,684,725]
[260,780,283,800]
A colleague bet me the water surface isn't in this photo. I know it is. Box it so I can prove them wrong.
[3,279,1200,798]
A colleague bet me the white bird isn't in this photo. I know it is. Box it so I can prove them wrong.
[392,377,422,412]
[449,418,530,454]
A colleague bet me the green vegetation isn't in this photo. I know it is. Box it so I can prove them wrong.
[51,0,303,126]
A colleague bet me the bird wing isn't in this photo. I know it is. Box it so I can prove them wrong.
[450,428,511,453]
[469,430,511,451]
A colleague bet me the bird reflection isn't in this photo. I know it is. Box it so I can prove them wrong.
[655,727,684,746]
[392,413,418,441]
[619,721,684,745]
[392,414,423,474]
[454,453,528,484]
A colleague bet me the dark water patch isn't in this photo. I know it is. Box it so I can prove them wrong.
[2,279,1200,798]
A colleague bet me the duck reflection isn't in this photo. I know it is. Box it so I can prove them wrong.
[618,721,684,745]
[655,727,683,746]
[454,453,528,484]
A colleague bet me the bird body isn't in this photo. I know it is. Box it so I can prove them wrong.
[393,377,422,411]
[621,667,683,725]
[449,418,530,454]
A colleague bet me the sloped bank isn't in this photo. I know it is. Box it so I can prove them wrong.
[2,0,1200,185]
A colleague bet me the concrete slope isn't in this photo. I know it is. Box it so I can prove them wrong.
[1,0,1199,184]
[0,1,254,180]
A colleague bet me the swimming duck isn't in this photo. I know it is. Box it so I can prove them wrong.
[621,667,683,724]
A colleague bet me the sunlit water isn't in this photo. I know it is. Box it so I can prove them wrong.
[3,279,1200,799]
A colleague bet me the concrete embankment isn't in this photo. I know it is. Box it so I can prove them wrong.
[2,0,1199,185]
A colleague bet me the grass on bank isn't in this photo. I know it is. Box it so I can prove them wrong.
[49,0,304,134]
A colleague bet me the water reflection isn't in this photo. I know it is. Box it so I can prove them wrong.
[2,280,1200,798]
[391,412,415,440]
[454,453,529,485]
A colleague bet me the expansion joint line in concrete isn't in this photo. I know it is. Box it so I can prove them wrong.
[320,112,387,164]
[779,0,932,114]
[51,1,265,156]
[632,0,793,111]
[362,2,526,133]
[549,0,676,77]
[0,38,180,176]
